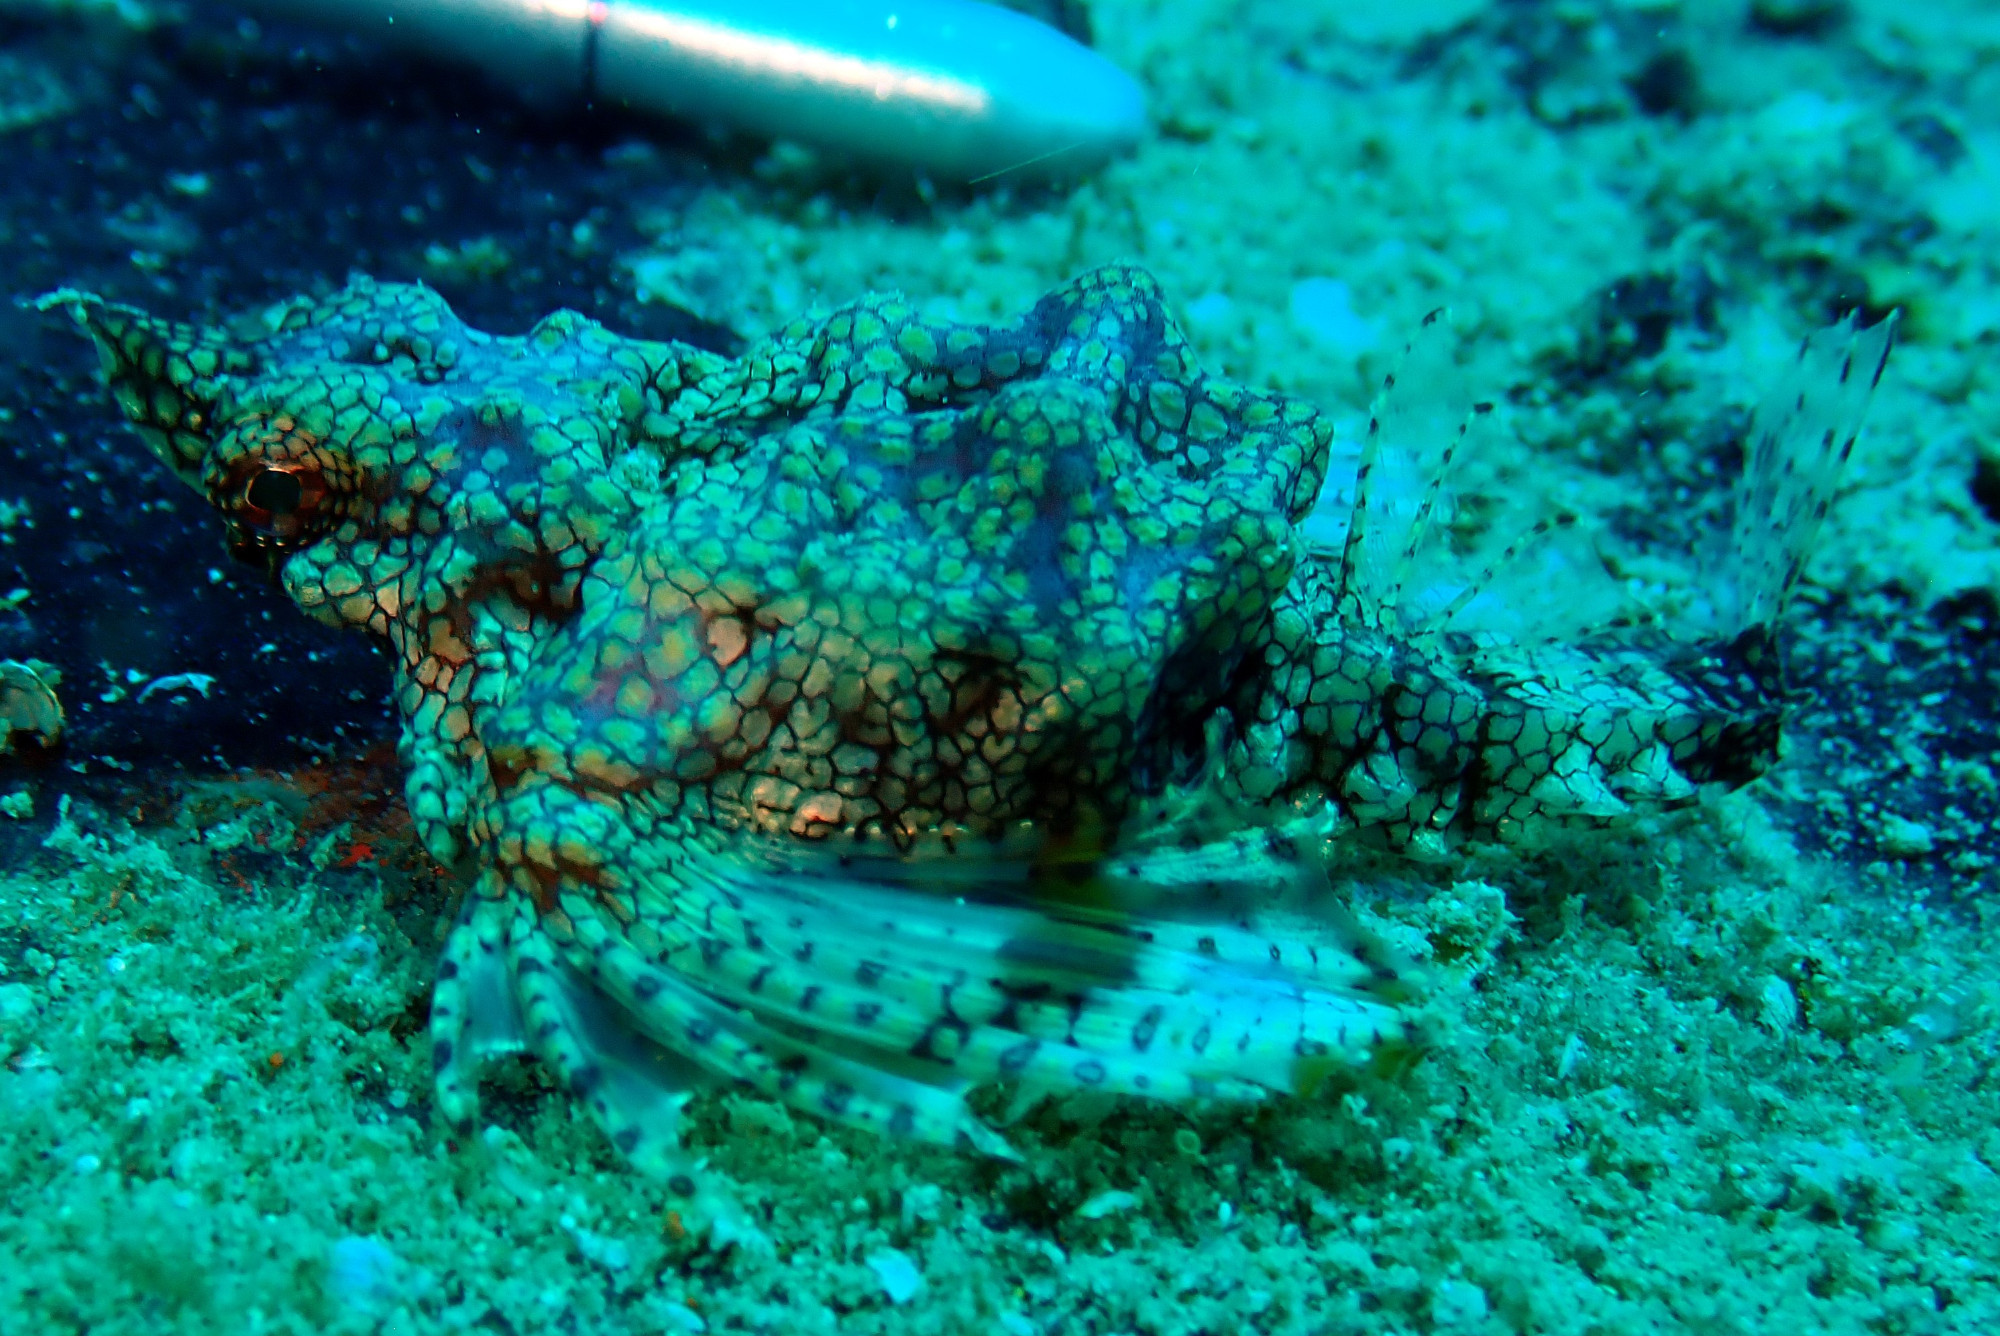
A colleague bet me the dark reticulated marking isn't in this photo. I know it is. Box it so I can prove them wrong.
[46,263,1880,1204]
[998,1039,1040,1073]
[1131,1004,1164,1053]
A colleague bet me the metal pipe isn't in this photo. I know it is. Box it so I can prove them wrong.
[236,0,1148,181]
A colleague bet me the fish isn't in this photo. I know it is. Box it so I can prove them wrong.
[40,267,1893,1231]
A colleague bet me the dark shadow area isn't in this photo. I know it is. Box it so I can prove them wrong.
[0,6,736,779]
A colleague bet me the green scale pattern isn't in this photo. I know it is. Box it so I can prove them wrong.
[46,267,1788,1225]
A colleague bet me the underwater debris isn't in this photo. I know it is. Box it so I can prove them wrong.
[0,659,63,756]
[221,0,1144,181]
[43,268,1891,1234]
[0,52,74,135]
[133,672,216,704]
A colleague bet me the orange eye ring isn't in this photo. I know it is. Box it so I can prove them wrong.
[230,463,330,542]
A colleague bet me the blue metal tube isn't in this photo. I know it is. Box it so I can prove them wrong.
[235,0,1147,180]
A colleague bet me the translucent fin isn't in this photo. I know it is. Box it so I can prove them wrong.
[1336,308,1475,626]
[429,887,528,1143]
[611,830,1412,1116]
[512,923,705,1168]
[503,910,752,1235]
[1323,309,1602,645]
[1301,427,1366,555]
[430,884,749,1238]
[1417,510,1609,645]
[550,893,1015,1157]
[1094,830,1416,1002]
[1727,311,1898,631]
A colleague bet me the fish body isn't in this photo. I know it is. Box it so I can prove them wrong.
[43,268,1890,1225]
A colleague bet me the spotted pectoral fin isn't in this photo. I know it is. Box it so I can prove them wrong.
[1091,822,1422,1005]
[431,886,755,1239]
[647,828,1413,1108]
[432,888,703,1151]
[430,889,523,1143]
[551,898,1018,1157]
[35,289,255,487]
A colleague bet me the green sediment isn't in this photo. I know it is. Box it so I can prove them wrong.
[2,791,1996,1333]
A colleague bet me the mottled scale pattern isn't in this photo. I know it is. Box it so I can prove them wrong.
[43,268,1886,1228]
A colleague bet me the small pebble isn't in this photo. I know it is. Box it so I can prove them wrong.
[0,982,35,1022]
[1879,815,1934,857]
[866,1248,924,1304]
[1075,1189,1138,1220]
[659,1301,706,1333]
[1431,1278,1490,1326]
[328,1236,404,1313]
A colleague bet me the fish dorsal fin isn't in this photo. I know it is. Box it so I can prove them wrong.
[1728,310,1898,633]
[1338,307,1480,628]
[1329,308,1598,645]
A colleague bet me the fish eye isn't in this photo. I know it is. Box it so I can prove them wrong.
[245,467,304,519]
[228,463,329,543]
